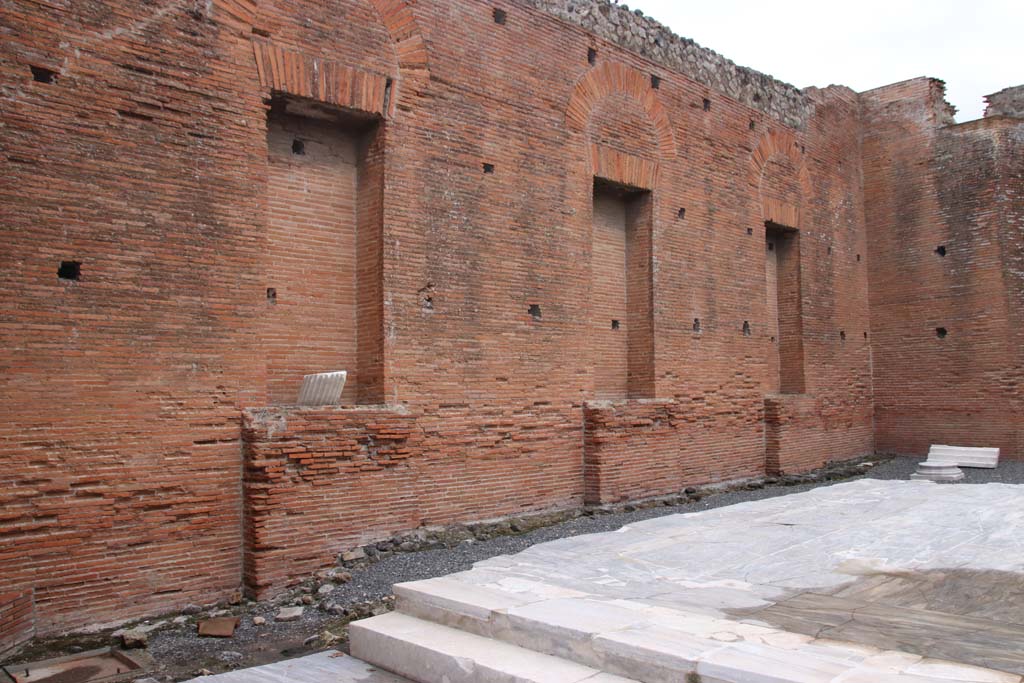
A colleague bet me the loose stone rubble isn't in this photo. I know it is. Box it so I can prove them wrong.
[526,0,812,127]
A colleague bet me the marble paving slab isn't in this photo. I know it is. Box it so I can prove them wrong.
[432,479,1024,678]
[185,651,410,682]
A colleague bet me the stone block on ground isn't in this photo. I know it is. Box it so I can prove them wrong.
[926,445,1000,469]
[275,606,303,622]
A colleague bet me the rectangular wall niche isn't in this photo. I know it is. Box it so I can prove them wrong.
[263,97,385,405]
[765,221,805,393]
[591,178,655,400]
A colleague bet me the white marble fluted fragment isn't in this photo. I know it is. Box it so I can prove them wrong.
[296,371,347,406]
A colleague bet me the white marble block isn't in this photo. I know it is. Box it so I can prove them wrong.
[911,461,965,483]
[927,444,1000,469]
[297,371,347,406]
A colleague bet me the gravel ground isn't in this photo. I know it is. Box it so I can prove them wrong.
[14,455,1024,681]
[865,456,1024,484]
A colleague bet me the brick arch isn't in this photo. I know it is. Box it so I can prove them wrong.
[214,0,429,115]
[566,62,676,161]
[749,130,813,227]
[364,0,429,75]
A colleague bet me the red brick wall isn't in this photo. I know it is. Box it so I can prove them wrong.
[0,590,35,657]
[592,189,631,399]
[863,78,1023,458]
[765,226,806,394]
[765,233,782,389]
[242,404,584,595]
[2,0,879,633]
[625,192,656,398]
[355,125,387,405]
[761,86,875,470]
[765,394,874,474]
[264,111,361,404]
[583,399,766,504]
[591,185,654,400]
[999,114,1024,460]
[0,0,269,634]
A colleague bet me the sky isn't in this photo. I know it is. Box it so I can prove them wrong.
[623,0,1023,121]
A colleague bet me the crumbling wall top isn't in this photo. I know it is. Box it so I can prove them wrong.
[860,77,957,127]
[524,0,812,129]
[985,85,1024,119]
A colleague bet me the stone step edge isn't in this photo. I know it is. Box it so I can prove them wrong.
[391,577,732,682]
[390,577,1022,683]
[348,611,637,683]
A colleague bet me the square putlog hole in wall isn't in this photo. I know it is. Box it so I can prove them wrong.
[482,163,495,174]
[587,47,597,65]
[528,304,542,320]
[935,245,947,257]
[936,327,948,339]
[650,74,661,89]
[30,65,56,83]
[58,261,81,281]
[492,7,507,24]
[702,98,711,111]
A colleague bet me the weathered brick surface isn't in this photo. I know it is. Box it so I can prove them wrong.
[524,0,811,127]
[243,404,583,595]
[863,79,1024,459]
[583,399,765,504]
[984,85,1024,119]
[764,395,874,474]
[0,0,1016,635]
[0,0,265,634]
[0,590,35,657]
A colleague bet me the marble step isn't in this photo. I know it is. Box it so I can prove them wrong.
[348,611,638,683]
[391,577,686,681]
[392,577,812,682]
[389,576,1022,683]
[184,650,411,682]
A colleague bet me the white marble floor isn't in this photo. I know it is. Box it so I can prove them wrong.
[187,650,406,682]
[198,480,1024,682]
[372,479,1024,681]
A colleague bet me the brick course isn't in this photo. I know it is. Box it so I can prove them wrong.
[243,404,583,596]
[862,78,1024,459]
[0,0,1019,636]
[0,590,35,657]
